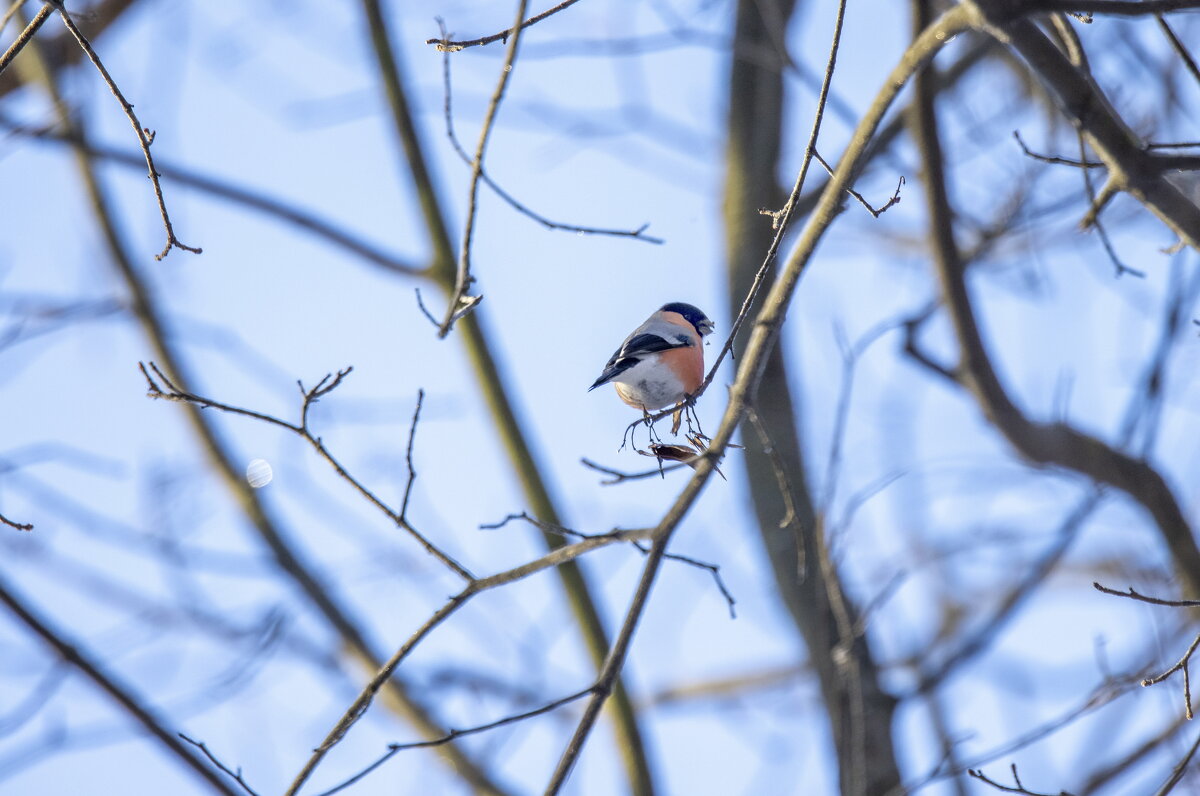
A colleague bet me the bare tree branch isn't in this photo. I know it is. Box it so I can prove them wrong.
[968,763,1073,796]
[0,2,50,76]
[1152,730,1200,796]
[359,5,657,790]
[983,8,1200,251]
[140,362,474,581]
[285,526,651,795]
[47,0,199,260]
[0,116,423,274]
[0,572,244,796]
[1142,631,1200,720]
[24,32,505,788]
[544,3,980,791]
[1094,582,1200,608]
[0,510,32,531]
[913,5,1200,600]
[426,0,584,51]
[316,688,594,796]
[178,735,261,796]
[437,24,662,244]
[436,0,529,337]
[1029,0,1200,15]
[483,511,736,617]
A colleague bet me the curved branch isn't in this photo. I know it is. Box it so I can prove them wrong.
[915,8,1200,598]
[425,0,584,51]
[980,9,1200,249]
[545,4,978,791]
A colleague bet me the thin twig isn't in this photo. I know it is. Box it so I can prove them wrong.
[810,148,904,217]
[48,0,199,260]
[650,546,736,618]
[177,734,261,796]
[284,527,650,795]
[743,404,804,575]
[315,688,594,796]
[1076,131,1142,277]
[1149,141,1200,150]
[1013,130,1103,168]
[580,456,687,484]
[0,0,29,39]
[1034,1,1200,16]
[1080,715,1190,793]
[1093,582,1200,607]
[483,511,736,617]
[1141,631,1200,720]
[426,0,583,51]
[1153,730,1200,796]
[414,287,440,327]
[1155,14,1200,92]
[0,510,33,531]
[437,23,661,244]
[898,675,1139,793]
[399,389,423,519]
[437,0,530,337]
[967,763,1073,796]
[0,117,423,274]
[140,361,474,580]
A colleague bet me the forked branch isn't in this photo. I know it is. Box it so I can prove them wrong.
[139,361,473,580]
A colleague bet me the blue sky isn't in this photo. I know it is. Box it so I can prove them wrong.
[3,1,1200,794]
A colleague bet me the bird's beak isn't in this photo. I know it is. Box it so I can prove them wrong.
[700,320,715,336]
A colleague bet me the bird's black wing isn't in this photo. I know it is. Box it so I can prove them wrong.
[588,333,687,390]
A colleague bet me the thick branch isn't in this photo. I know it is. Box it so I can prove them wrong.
[0,2,50,76]
[287,527,651,795]
[0,572,243,796]
[26,32,507,794]
[722,0,901,792]
[981,9,1200,250]
[544,3,977,791]
[361,5,656,793]
[917,7,1200,598]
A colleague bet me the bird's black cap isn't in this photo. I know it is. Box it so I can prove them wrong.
[659,302,713,335]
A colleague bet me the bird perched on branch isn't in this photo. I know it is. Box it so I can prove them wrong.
[589,302,714,412]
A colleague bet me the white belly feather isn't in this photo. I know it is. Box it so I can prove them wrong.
[611,358,687,411]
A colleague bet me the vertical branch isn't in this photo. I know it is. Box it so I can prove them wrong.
[919,7,1200,600]
[722,0,902,792]
[437,0,529,337]
[535,3,977,776]
[358,4,656,794]
[19,21,508,795]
